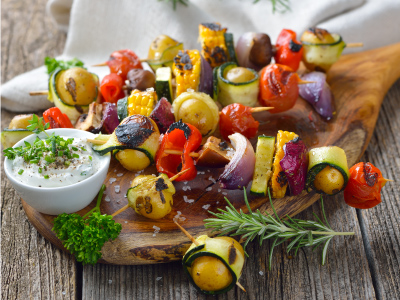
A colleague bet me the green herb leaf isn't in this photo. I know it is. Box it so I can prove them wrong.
[204,188,355,269]
[44,57,86,75]
[52,185,122,265]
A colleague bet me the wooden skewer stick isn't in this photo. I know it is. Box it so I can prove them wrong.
[346,43,364,48]
[298,80,316,85]
[111,168,190,218]
[383,178,394,182]
[250,107,274,113]
[29,91,49,96]
[92,62,107,67]
[173,220,247,293]
[87,138,200,158]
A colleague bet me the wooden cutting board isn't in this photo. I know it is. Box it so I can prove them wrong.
[22,43,400,265]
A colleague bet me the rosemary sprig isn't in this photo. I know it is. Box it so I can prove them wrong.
[204,188,354,268]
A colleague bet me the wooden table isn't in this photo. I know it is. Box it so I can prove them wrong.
[1,1,399,299]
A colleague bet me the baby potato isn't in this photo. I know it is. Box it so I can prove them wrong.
[115,149,151,172]
[177,99,215,136]
[191,256,233,292]
[56,67,98,106]
[148,35,179,60]
[172,91,219,136]
[314,166,345,195]
[225,67,255,83]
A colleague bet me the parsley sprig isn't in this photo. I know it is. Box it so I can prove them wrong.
[52,185,122,265]
[204,188,354,268]
[44,57,86,75]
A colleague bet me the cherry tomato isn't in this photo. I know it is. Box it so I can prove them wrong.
[100,73,125,104]
[274,29,303,72]
[344,162,388,209]
[106,49,143,81]
[219,103,259,141]
[259,64,299,113]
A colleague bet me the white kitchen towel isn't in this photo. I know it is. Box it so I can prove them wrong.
[2,0,400,112]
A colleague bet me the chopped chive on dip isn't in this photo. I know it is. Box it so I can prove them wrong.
[18,169,24,175]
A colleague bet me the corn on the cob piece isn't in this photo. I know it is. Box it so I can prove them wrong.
[199,23,228,68]
[173,50,201,97]
[271,130,299,198]
[127,88,157,117]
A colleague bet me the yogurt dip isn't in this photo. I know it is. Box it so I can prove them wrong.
[11,137,101,188]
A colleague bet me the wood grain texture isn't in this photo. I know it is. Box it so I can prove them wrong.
[0,0,75,299]
[22,43,400,265]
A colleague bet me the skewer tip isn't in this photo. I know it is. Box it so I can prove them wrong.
[92,62,108,67]
[236,281,246,292]
[169,168,191,182]
[250,107,274,113]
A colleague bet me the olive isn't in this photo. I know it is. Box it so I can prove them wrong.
[148,35,179,60]
[177,99,215,136]
[301,28,336,44]
[191,256,233,292]
[314,166,345,195]
[127,69,155,92]
[55,67,98,106]
[225,67,255,83]
[115,149,151,171]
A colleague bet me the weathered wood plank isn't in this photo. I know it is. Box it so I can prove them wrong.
[357,79,400,300]
[1,0,75,299]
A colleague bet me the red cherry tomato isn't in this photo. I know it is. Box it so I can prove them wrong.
[219,103,259,141]
[259,64,299,113]
[100,74,125,104]
[274,29,303,72]
[344,162,388,209]
[106,49,143,81]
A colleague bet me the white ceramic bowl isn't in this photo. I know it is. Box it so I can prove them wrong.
[4,129,111,215]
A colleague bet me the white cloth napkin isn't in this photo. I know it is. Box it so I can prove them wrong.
[2,0,400,112]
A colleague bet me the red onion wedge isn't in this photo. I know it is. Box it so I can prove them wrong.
[299,72,336,121]
[279,137,308,195]
[236,32,273,71]
[199,55,213,97]
[219,133,256,190]
[149,97,175,134]
[101,103,119,134]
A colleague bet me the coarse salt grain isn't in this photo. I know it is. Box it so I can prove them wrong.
[109,178,116,184]
[114,170,117,173]
[124,221,128,224]
[62,291,66,295]
[108,280,112,284]
[117,173,124,177]
[105,195,111,202]
[259,271,264,276]
[202,204,211,210]
[184,181,188,185]
[153,225,160,230]
[218,189,221,192]
[114,185,120,193]
[206,187,212,192]
[222,192,227,195]
[156,277,162,281]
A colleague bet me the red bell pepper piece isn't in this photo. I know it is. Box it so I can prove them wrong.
[274,29,303,72]
[100,73,125,104]
[156,120,202,182]
[43,107,74,128]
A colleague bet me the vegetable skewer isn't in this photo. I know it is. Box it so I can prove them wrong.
[111,168,190,218]
[174,220,246,293]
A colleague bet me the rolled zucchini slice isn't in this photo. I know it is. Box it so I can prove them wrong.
[301,32,346,72]
[92,115,160,165]
[306,146,350,195]
[147,42,184,71]
[1,129,32,149]
[183,235,245,295]
[48,68,99,124]
[216,62,259,107]
[172,91,219,136]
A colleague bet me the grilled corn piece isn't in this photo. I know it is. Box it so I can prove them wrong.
[271,130,299,198]
[173,50,201,97]
[199,23,229,68]
[127,88,157,117]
